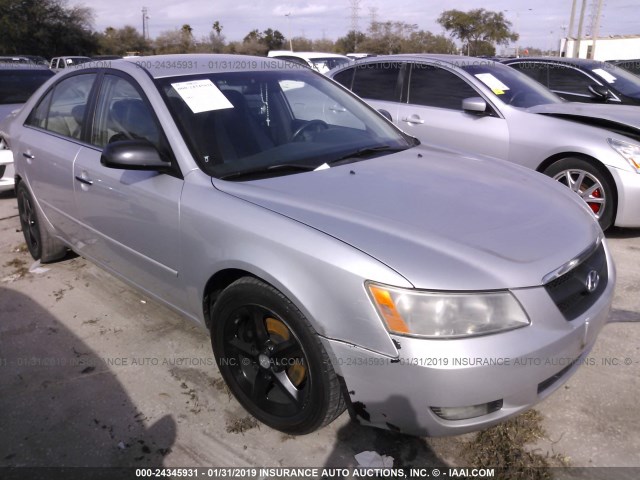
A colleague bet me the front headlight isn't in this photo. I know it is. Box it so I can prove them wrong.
[608,138,640,173]
[367,282,530,339]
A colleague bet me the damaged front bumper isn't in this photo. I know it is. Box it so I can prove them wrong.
[321,259,614,437]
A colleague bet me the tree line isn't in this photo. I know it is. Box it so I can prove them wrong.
[0,0,518,58]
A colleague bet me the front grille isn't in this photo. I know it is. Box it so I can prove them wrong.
[544,243,607,321]
[0,165,6,179]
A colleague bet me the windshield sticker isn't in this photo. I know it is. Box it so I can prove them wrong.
[475,73,510,95]
[592,68,617,84]
[171,79,234,113]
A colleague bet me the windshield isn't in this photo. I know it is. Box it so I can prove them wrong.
[590,63,640,98]
[157,69,413,180]
[309,57,351,74]
[0,69,54,104]
[460,62,563,108]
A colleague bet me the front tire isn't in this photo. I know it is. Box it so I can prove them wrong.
[210,277,345,434]
[543,158,615,231]
[16,182,67,263]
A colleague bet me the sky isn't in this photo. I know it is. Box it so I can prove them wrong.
[76,0,639,50]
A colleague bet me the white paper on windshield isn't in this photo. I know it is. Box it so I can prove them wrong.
[592,68,617,84]
[279,80,305,91]
[171,79,234,113]
[314,163,330,171]
[475,73,510,95]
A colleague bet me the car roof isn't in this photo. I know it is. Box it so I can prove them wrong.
[503,57,608,67]
[353,53,497,63]
[330,53,501,70]
[268,51,349,60]
[104,54,305,79]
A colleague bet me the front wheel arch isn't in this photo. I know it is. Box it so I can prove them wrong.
[540,154,618,230]
[209,276,346,434]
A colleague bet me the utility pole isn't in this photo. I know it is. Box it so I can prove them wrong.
[589,0,604,59]
[285,13,293,51]
[142,7,150,40]
[574,0,588,57]
[567,0,577,38]
[350,0,361,52]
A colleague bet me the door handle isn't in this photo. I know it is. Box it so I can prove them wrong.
[401,116,424,124]
[22,152,34,159]
[75,175,93,186]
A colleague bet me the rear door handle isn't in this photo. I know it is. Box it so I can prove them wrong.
[22,152,34,159]
[75,175,93,186]
[401,116,424,125]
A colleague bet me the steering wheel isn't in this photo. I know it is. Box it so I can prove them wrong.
[292,119,329,142]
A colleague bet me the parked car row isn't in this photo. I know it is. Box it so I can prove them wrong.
[0,54,616,438]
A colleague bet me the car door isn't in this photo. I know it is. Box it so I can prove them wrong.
[18,72,97,241]
[72,72,186,310]
[397,63,509,159]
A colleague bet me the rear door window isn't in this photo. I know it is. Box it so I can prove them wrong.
[351,62,403,102]
[25,73,96,139]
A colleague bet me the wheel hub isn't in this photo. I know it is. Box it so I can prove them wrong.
[552,168,606,219]
[258,353,271,369]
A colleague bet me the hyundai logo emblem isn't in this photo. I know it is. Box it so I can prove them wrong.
[585,270,600,293]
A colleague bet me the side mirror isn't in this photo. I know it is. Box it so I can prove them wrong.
[588,84,612,101]
[101,139,171,171]
[462,97,488,115]
[378,109,392,121]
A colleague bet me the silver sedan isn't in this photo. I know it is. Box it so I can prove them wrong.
[329,54,640,231]
[1,54,614,436]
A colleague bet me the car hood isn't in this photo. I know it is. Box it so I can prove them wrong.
[0,103,23,122]
[214,146,600,290]
[527,103,640,140]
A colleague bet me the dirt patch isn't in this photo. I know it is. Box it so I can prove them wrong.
[225,416,259,434]
[13,243,28,253]
[463,410,568,479]
[4,257,29,278]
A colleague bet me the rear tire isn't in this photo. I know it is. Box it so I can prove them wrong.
[210,277,345,434]
[543,158,615,231]
[16,182,67,263]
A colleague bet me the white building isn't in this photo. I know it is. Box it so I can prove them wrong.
[560,34,640,61]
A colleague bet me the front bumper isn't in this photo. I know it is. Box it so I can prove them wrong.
[323,247,615,437]
[610,165,640,227]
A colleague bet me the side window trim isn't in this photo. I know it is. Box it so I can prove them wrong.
[24,70,100,143]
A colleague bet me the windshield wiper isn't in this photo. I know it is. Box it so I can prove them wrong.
[328,145,407,166]
[219,163,317,180]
